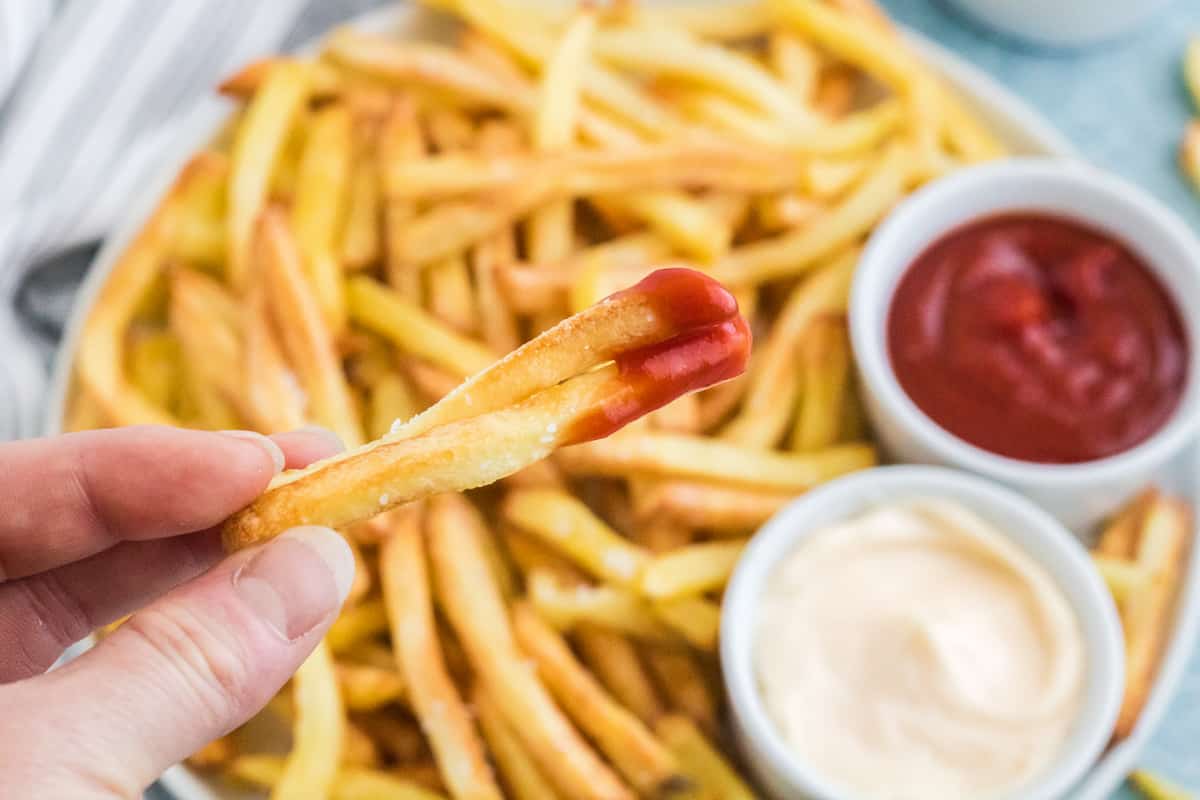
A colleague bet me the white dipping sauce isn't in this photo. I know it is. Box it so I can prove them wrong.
[755,499,1084,799]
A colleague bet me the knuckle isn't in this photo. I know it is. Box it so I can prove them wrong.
[122,605,255,729]
[0,575,93,678]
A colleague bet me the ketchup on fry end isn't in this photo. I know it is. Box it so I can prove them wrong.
[616,267,740,334]
[564,315,752,444]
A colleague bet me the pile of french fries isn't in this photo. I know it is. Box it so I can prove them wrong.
[64,0,1191,797]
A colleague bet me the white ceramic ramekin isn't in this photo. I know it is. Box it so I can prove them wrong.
[943,0,1175,49]
[721,465,1125,800]
[849,158,1200,533]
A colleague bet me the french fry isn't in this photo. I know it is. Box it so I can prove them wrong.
[169,269,244,414]
[243,255,307,433]
[528,571,674,642]
[380,503,502,800]
[169,150,229,268]
[258,208,365,448]
[1180,121,1200,193]
[338,662,406,711]
[640,540,747,600]
[769,32,820,105]
[642,648,719,737]
[273,642,345,800]
[427,255,478,334]
[655,715,755,800]
[637,481,793,535]
[380,96,426,296]
[560,434,876,492]
[344,720,384,768]
[1186,37,1200,112]
[292,103,353,330]
[1115,496,1191,739]
[502,527,588,584]
[575,626,664,726]
[128,330,180,413]
[472,686,559,800]
[230,755,448,800]
[343,126,384,271]
[652,596,722,651]
[791,316,850,451]
[227,60,310,288]
[1131,769,1192,800]
[63,385,111,433]
[512,603,686,795]
[503,489,650,588]
[367,371,423,440]
[218,57,340,101]
[328,599,389,654]
[712,146,903,286]
[427,494,632,800]
[426,107,477,152]
[357,713,431,765]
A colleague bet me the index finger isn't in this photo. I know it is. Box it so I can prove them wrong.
[0,426,339,581]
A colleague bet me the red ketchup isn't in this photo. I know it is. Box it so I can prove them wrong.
[887,213,1187,463]
[564,269,752,443]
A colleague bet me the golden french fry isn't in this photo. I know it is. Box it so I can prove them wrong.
[1180,121,1200,193]
[792,316,851,451]
[655,715,755,800]
[472,685,559,800]
[273,642,344,800]
[128,330,180,413]
[528,571,674,642]
[638,481,792,535]
[218,57,340,100]
[503,489,650,588]
[641,648,719,737]
[338,662,406,711]
[343,127,384,272]
[169,269,244,415]
[1131,769,1192,800]
[426,255,478,334]
[367,371,422,441]
[561,434,876,492]
[502,527,588,584]
[652,596,722,651]
[227,61,310,288]
[574,626,664,726]
[380,503,502,799]
[258,208,364,447]
[328,599,389,654]
[292,103,353,330]
[769,32,820,105]
[344,720,384,769]
[427,494,632,800]
[63,385,111,433]
[512,603,686,795]
[640,541,747,600]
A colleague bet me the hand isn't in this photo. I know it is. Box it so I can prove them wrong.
[0,425,355,797]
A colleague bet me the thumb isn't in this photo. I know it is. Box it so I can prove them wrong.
[2,526,353,797]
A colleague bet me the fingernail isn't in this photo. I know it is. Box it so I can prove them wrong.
[219,430,285,474]
[234,526,354,641]
[296,425,346,454]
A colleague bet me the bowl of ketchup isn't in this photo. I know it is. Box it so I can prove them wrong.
[850,159,1200,531]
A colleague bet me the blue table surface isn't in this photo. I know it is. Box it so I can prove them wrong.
[145,2,1200,797]
[883,2,1200,795]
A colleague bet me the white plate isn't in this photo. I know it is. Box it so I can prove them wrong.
[43,5,1200,799]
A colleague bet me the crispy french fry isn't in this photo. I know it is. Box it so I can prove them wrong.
[273,642,344,800]
[292,103,353,330]
[712,146,903,286]
[561,434,876,492]
[427,255,478,334]
[380,503,502,800]
[574,625,663,726]
[228,61,310,288]
[642,648,719,737]
[640,540,747,600]
[1180,121,1200,193]
[345,720,384,769]
[637,481,792,535]
[503,489,650,588]
[259,208,364,447]
[230,755,448,800]
[367,371,422,440]
[1098,489,1157,559]
[652,596,722,651]
[1131,769,1192,800]
[343,127,384,271]
[656,715,755,800]
[769,32,820,105]
[472,686,560,800]
[501,527,588,584]
[380,96,426,296]
[128,330,180,413]
[63,385,111,433]
[169,269,244,414]
[338,662,406,711]
[328,599,389,654]
[791,316,850,451]
[528,570,673,642]
[219,57,340,100]
[244,253,307,433]
[428,494,632,800]
[512,603,686,795]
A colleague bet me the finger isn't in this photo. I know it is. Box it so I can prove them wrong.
[0,426,343,581]
[0,532,220,681]
[0,427,280,580]
[0,427,344,680]
[272,426,345,469]
[0,526,353,797]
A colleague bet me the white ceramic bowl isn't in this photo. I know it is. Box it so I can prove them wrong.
[721,465,1125,800]
[943,0,1175,49]
[850,158,1200,533]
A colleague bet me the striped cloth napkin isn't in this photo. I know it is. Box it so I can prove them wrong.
[0,0,385,440]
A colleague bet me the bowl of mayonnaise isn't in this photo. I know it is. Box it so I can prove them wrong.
[720,465,1124,800]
